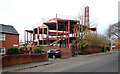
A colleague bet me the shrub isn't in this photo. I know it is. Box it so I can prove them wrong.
[37,45,44,49]
[72,30,108,49]
[19,46,26,50]
[75,50,82,55]
[33,48,42,54]
[6,47,20,55]
[34,45,44,54]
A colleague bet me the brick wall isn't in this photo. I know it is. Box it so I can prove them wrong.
[1,33,19,53]
[115,37,120,49]
[42,46,73,58]
[2,53,48,67]
[82,47,102,54]
[59,48,73,58]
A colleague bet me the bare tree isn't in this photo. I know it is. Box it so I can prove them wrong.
[75,5,98,38]
[110,22,120,37]
[105,22,120,50]
[71,5,99,54]
[106,22,120,41]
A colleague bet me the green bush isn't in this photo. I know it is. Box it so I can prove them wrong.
[6,47,20,55]
[72,30,108,49]
[19,46,26,50]
[33,48,42,53]
[37,45,44,49]
[112,49,120,51]
[75,50,82,55]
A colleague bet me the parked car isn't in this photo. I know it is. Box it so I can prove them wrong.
[46,49,62,58]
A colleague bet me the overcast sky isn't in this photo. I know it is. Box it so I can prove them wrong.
[0,0,119,42]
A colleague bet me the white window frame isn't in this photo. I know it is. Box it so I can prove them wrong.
[0,47,5,54]
[0,34,5,41]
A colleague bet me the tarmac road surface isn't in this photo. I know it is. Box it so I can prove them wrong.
[11,51,119,72]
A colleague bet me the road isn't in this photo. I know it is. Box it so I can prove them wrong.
[12,51,119,72]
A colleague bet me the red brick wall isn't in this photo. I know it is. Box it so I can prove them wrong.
[82,47,102,54]
[59,48,73,58]
[42,46,73,58]
[115,37,120,49]
[2,53,48,67]
[1,34,19,53]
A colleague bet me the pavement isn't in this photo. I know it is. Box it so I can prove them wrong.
[2,51,117,72]
[2,61,52,72]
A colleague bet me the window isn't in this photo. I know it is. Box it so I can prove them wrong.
[0,34,5,41]
[0,47,5,54]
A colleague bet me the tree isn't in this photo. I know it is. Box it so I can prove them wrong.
[72,30,108,54]
[109,22,120,37]
[75,6,98,48]
[72,6,99,54]
[105,22,120,49]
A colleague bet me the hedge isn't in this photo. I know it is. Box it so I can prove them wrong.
[6,47,20,55]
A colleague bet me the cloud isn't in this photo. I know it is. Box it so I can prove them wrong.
[0,0,119,42]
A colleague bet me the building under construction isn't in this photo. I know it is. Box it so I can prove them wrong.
[24,6,97,48]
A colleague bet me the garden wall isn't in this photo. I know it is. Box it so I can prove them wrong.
[59,48,73,58]
[42,46,73,58]
[82,47,102,54]
[20,50,30,54]
[2,53,48,67]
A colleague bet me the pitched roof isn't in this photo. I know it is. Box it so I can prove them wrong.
[0,24,19,35]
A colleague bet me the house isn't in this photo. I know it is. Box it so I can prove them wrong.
[115,37,120,49]
[0,24,19,54]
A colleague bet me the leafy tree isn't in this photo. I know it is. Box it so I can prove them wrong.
[72,30,108,54]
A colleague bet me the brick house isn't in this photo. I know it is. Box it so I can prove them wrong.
[115,37,120,49]
[0,24,19,54]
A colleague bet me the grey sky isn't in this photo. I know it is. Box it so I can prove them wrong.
[0,0,119,42]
